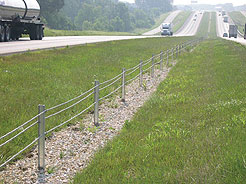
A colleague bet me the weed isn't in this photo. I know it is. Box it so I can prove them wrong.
[60,151,65,159]
[87,126,99,133]
[47,166,56,174]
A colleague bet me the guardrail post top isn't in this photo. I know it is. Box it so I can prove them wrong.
[167,49,169,67]
[160,51,163,71]
[122,68,126,102]
[172,48,174,61]
[38,104,46,183]
[151,54,154,78]
[94,81,100,127]
[139,60,143,88]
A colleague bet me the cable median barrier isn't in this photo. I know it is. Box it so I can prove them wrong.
[0,37,204,182]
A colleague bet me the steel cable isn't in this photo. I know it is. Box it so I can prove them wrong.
[0,121,38,148]
[0,111,45,141]
[45,102,95,135]
[0,137,39,168]
[46,86,96,112]
[99,84,123,101]
[100,72,123,86]
[99,76,122,91]
[46,91,94,119]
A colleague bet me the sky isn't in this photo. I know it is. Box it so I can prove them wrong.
[119,0,246,6]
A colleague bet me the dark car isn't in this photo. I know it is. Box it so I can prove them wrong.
[223,33,228,37]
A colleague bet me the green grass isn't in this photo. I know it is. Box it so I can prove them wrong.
[173,11,192,33]
[0,36,193,167]
[228,11,246,34]
[196,12,217,39]
[73,39,246,183]
[196,12,210,37]
[44,28,138,37]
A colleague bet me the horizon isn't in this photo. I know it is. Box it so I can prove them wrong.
[119,0,246,6]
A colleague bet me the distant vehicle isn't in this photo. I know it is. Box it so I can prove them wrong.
[222,11,226,16]
[229,25,238,38]
[223,33,228,37]
[244,24,246,39]
[193,18,196,21]
[195,14,197,17]
[160,23,173,36]
[223,16,228,23]
[0,0,44,42]
[219,14,221,16]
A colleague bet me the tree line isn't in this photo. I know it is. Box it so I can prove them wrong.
[37,0,173,32]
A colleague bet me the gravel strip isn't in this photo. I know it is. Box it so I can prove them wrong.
[0,61,176,183]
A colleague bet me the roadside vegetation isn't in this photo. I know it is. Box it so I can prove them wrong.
[135,12,170,34]
[172,11,192,33]
[197,12,217,38]
[74,39,246,183]
[44,28,137,37]
[0,36,192,167]
[228,11,245,34]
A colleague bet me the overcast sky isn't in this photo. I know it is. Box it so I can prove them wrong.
[119,0,246,6]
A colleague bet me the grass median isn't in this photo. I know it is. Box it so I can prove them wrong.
[0,36,193,167]
[74,39,246,183]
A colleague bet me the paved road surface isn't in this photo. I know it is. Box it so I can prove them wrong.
[0,35,159,55]
[174,11,203,36]
[241,11,246,18]
[0,10,204,55]
[142,10,181,36]
[216,12,246,46]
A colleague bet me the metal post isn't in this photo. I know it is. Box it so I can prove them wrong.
[151,54,154,78]
[172,48,174,62]
[94,81,99,127]
[176,45,178,58]
[179,45,181,55]
[167,49,169,67]
[122,68,126,102]
[38,105,45,183]
[139,61,143,87]
[160,51,163,71]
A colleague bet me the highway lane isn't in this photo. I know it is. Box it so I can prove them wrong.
[143,10,181,36]
[174,11,203,37]
[0,35,160,55]
[0,10,203,55]
[241,11,246,18]
[216,12,246,46]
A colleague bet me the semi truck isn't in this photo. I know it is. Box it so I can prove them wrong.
[229,25,238,38]
[0,0,44,42]
[244,24,246,39]
[160,23,173,36]
[223,16,228,23]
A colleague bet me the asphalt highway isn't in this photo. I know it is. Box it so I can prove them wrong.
[142,10,181,36]
[174,11,204,37]
[216,12,246,46]
[0,35,159,55]
[0,11,204,55]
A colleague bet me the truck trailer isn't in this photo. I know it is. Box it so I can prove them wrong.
[160,23,173,36]
[244,24,246,39]
[0,0,44,42]
[229,25,238,38]
[223,16,228,23]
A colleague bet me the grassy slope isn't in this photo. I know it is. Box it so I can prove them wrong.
[44,28,138,37]
[173,11,192,33]
[74,40,246,183]
[135,12,170,34]
[0,36,192,166]
[228,11,246,34]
